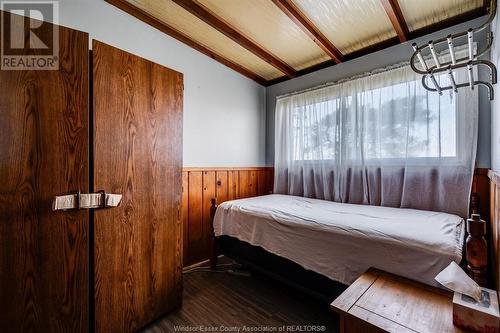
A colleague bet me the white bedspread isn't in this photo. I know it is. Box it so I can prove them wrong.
[214,194,465,287]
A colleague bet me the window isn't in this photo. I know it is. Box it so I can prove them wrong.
[275,62,478,217]
[291,75,458,162]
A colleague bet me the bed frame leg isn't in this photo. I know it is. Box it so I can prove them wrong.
[209,198,218,270]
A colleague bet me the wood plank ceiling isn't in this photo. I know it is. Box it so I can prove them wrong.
[106,0,488,86]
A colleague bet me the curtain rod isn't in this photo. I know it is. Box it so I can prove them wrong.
[276,61,409,100]
[276,44,471,100]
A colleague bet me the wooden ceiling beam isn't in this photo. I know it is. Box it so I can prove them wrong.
[172,0,296,78]
[407,5,487,39]
[271,0,343,63]
[104,0,268,85]
[107,0,487,87]
[380,0,409,42]
[267,6,487,86]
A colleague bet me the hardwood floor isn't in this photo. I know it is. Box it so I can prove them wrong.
[141,260,339,333]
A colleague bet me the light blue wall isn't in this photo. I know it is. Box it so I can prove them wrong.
[57,0,267,167]
[265,16,492,168]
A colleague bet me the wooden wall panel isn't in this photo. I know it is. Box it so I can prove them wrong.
[249,171,258,197]
[228,170,239,201]
[187,172,203,263]
[239,170,250,199]
[182,167,273,266]
[267,168,275,194]
[216,171,229,203]
[202,171,216,260]
[489,170,500,290]
[257,170,267,196]
[182,172,189,262]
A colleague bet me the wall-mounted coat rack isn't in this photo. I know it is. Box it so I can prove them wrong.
[410,0,497,100]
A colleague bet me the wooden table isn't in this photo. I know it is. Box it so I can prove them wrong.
[330,268,465,333]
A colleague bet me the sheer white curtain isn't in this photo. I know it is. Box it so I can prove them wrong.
[274,63,478,217]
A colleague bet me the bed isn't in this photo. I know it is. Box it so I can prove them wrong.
[212,194,465,287]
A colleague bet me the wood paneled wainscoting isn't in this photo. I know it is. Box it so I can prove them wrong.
[182,167,274,266]
[182,167,490,269]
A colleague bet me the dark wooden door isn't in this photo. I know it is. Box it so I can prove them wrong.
[92,40,183,333]
[0,13,89,333]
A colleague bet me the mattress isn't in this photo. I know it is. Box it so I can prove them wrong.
[214,194,465,287]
